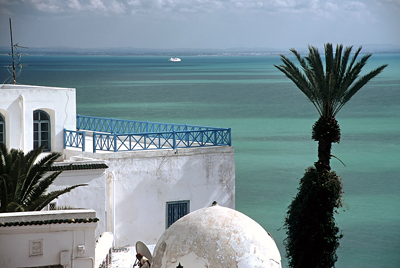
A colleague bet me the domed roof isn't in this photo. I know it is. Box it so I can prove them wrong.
[152,204,281,268]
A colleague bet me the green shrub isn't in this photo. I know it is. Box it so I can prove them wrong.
[284,167,343,268]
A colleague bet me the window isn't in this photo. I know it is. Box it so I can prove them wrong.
[49,201,57,210]
[166,200,190,228]
[0,114,4,144]
[33,110,51,151]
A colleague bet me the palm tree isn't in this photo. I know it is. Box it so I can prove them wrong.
[275,43,387,172]
[275,43,387,267]
[0,143,87,212]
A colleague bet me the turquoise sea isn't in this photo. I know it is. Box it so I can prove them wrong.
[1,53,399,267]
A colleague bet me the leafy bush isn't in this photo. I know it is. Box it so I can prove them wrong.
[284,167,343,268]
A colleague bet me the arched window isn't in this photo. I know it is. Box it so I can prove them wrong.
[0,113,5,144]
[33,110,51,151]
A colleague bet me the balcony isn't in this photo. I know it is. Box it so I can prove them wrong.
[64,115,231,153]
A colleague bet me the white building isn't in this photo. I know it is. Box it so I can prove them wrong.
[0,84,236,248]
[0,210,98,268]
[0,84,76,152]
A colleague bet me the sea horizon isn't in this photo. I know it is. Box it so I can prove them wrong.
[1,43,400,58]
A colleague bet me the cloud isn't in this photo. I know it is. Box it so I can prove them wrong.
[343,1,366,11]
[87,0,107,11]
[324,2,339,11]
[109,0,126,14]
[29,0,63,13]
[0,0,398,49]
[16,0,129,14]
[0,0,16,5]
[1,0,388,18]
[67,0,82,10]
[0,0,18,15]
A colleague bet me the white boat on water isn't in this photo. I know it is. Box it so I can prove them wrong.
[168,57,181,62]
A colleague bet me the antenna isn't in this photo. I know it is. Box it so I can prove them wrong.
[6,18,28,84]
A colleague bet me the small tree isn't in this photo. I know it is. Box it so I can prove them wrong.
[275,44,387,267]
[0,143,87,212]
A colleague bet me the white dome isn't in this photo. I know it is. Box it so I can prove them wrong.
[152,204,281,268]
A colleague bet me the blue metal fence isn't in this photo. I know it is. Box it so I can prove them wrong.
[64,115,231,152]
[76,115,216,134]
[64,129,85,151]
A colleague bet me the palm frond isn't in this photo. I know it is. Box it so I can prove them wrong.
[0,144,84,213]
[331,46,352,111]
[346,46,362,74]
[6,201,25,212]
[333,44,343,76]
[0,174,10,212]
[299,50,324,111]
[275,43,387,118]
[307,46,326,100]
[335,64,388,115]
[22,170,63,205]
[0,143,9,175]
[27,184,88,211]
[12,152,26,204]
[275,51,323,115]
[21,150,62,203]
[325,43,334,83]
[339,46,353,78]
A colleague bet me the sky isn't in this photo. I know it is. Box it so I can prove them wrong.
[0,0,399,50]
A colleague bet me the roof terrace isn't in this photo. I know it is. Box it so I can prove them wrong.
[64,115,231,153]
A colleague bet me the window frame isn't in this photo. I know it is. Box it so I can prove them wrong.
[0,113,5,144]
[166,200,190,229]
[33,110,51,151]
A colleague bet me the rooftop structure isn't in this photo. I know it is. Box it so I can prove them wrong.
[152,204,282,268]
[0,84,236,246]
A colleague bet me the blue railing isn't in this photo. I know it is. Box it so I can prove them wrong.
[64,129,85,151]
[65,115,231,152]
[76,115,214,134]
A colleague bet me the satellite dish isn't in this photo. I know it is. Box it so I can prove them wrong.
[135,241,153,263]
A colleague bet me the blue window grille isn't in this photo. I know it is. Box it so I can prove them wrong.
[166,200,190,228]
[0,114,4,144]
[33,110,51,151]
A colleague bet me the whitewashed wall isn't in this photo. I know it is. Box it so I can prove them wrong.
[0,210,97,268]
[48,164,108,239]
[0,84,76,152]
[65,146,235,247]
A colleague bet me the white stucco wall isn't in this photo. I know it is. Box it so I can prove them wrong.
[65,146,235,247]
[0,210,97,268]
[0,84,76,152]
[48,164,108,239]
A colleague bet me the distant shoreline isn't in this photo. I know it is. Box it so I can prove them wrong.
[1,51,400,57]
[1,45,400,57]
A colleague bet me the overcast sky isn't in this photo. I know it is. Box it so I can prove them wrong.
[0,0,399,50]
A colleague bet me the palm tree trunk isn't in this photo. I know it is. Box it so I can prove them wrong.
[316,140,332,172]
[312,116,341,173]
